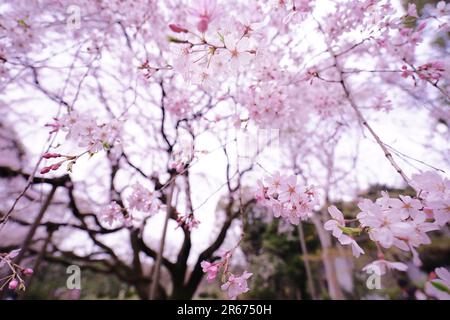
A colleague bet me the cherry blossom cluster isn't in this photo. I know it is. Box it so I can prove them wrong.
[411,171,450,227]
[239,82,292,127]
[324,171,449,275]
[269,0,314,24]
[40,152,77,174]
[201,249,253,300]
[100,201,129,228]
[168,2,261,89]
[55,112,122,154]
[41,112,123,174]
[401,62,446,83]
[255,172,318,225]
[98,183,162,228]
[176,213,200,231]
[169,144,195,173]
[127,183,163,214]
[164,93,192,118]
[0,249,33,292]
[361,259,408,276]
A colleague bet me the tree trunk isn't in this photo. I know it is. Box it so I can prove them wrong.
[149,181,175,299]
[312,214,344,300]
[298,222,317,299]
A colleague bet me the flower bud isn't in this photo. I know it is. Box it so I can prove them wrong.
[23,268,34,276]
[40,166,51,174]
[50,163,61,170]
[197,18,209,33]
[43,152,61,159]
[8,279,18,290]
[169,24,188,33]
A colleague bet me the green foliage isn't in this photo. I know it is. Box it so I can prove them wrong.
[241,204,321,299]
[23,263,137,300]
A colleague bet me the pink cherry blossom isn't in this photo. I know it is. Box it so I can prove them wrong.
[362,260,408,276]
[200,261,220,283]
[176,213,200,231]
[324,205,346,239]
[127,183,162,215]
[223,35,253,72]
[221,271,253,300]
[256,173,317,225]
[406,3,419,18]
[397,195,422,219]
[186,0,222,33]
[338,235,365,258]
[100,201,123,227]
[434,1,450,17]
[425,267,450,300]
[1,0,450,301]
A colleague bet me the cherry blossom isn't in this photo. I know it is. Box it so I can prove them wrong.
[0,249,33,291]
[255,173,317,225]
[434,1,450,17]
[221,271,253,300]
[265,171,283,196]
[411,171,450,226]
[127,183,162,215]
[176,213,200,231]
[324,205,346,239]
[186,0,222,33]
[200,261,220,283]
[396,195,422,219]
[325,206,364,257]
[164,93,192,118]
[425,267,450,300]
[321,171,449,270]
[223,34,254,72]
[358,197,412,249]
[100,201,124,227]
[56,112,122,153]
[406,3,419,18]
[362,260,408,276]
[339,235,365,258]
[0,0,449,301]
[200,242,252,299]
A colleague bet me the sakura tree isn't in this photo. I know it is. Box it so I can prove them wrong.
[0,0,449,300]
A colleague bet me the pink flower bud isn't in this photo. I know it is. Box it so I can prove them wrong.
[23,268,34,276]
[175,163,184,173]
[8,279,18,290]
[43,152,61,159]
[40,166,51,174]
[197,18,209,33]
[169,162,177,170]
[50,163,61,170]
[169,24,188,33]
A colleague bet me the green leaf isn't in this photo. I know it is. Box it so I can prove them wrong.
[167,36,188,44]
[102,141,110,150]
[431,281,450,294]
[67,161,74,173]
[17,19,27,28]
[340,226,362,236]
[402,16,417,29]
